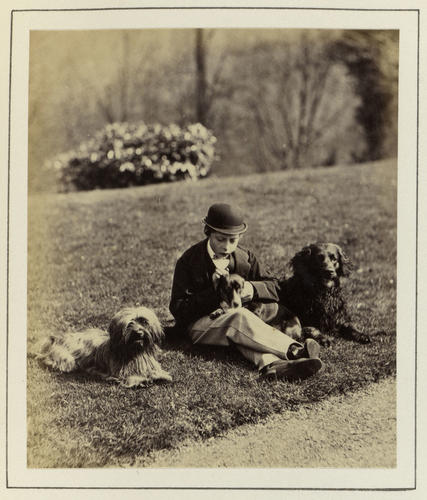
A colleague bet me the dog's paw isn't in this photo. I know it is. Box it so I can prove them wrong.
[121,375,150,388]
[282,318,303,341]
[302,327,333,348]
[346,328,371,344]
[155,370,173,383]
[283,326,303,342]
[357,333,371,344]
[318,336,333,348]
[210,308,224,319]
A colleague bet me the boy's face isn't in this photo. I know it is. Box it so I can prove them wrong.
[209,231,242,258]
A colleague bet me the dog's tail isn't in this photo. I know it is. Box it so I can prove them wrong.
[33,334,80,372]
[30,333,56,359]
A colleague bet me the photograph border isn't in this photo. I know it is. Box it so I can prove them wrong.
[3,1,421,493]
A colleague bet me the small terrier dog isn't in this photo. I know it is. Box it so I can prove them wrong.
[36,306,172,387]
[210,273,245,319]
[210,273,302,341]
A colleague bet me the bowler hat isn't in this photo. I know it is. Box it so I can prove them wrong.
[202,203,248,235]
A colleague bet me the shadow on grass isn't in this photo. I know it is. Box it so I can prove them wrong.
[164,325,253,370]
[163,324,393,370]
[32,323,395,389]
[31,358,115,386]
[27,325,396,467]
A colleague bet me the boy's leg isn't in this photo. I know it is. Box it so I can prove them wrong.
[189,308,323,378]
[189,307,299,358]
[188,313,286,370]
[188,314,232,346]
[234,345,280,370]
[235,345,322,380]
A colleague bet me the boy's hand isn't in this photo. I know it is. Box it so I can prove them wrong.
[212,268,229,287]
[213,267,229,278]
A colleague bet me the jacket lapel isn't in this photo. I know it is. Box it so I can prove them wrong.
[192,239,215,284]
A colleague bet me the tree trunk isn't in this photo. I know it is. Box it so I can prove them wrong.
[195,29,207,124]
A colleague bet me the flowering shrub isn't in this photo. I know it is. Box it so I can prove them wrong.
[44,122,217,191]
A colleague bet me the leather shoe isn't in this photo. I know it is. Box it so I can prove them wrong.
[259,357,323,381]
[303,338,321,359]
[288,339,321,360]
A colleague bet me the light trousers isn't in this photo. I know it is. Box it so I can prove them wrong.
[188,306,300,370]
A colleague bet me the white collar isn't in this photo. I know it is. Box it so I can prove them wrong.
[207,239,230,262]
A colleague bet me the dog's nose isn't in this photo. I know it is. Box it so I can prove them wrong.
[319,256,334,269]
[231,292,242,308]
[128,329,146,343]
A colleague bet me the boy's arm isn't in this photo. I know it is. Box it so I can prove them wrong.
[169,256,219,327]
[246,252,280,302]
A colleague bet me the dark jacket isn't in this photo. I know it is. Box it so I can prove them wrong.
[169,238,280,328]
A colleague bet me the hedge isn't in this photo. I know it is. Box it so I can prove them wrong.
[44,122,217,191]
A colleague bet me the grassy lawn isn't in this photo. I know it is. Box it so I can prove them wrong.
[27,159,397,467]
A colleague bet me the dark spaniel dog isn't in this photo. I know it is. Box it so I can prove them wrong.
[278,243,371,346]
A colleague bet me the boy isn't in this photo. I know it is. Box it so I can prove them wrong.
[169,203,323,380]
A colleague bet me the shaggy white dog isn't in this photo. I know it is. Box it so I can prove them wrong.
[37,306,172,387]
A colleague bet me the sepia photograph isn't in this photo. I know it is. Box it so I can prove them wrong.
[27,26,399,469]
[2,1,424,495]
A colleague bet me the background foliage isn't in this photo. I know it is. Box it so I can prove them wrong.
[45,121,216,191]
[28,29,398,192]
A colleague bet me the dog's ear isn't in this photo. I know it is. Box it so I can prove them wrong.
[213,271,227,290]
[230,274,245,290]
[108,314,125,347]
[149,317,164,343]
[218,273,231,288]
[290,245,312,273]
[335,244,353,276]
